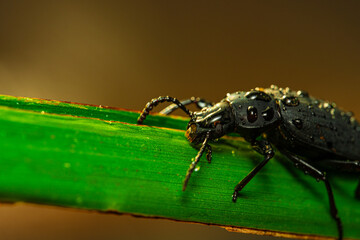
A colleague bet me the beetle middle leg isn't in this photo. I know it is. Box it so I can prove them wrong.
[232,139,274,202]
[160,97,213,115]
[281,150,343,240]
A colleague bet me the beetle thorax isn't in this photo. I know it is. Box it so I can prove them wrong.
[226,90,281,139]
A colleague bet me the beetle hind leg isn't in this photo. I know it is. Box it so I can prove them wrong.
[356,180,360,200]
[281,150,343,240]
[315,159,360,200]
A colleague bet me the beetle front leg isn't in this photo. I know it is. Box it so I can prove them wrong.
[206,144,212,163]
[232,139,274,202]
[281,151,343,240]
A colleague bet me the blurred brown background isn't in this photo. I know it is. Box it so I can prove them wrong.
[0,1,359,239]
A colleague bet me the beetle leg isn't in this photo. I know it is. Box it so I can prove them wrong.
[159,97,213,115]
[356,180,360,200]
[232,139,274,202]
[281,151,343,240]
[183,132,210,191]
[315,159,360,199]
[206,144,212,163]
[315,159,360,173]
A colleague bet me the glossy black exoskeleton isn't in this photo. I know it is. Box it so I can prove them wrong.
[137,86,360,240]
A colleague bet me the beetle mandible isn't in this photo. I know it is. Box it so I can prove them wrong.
[137,85,360,240]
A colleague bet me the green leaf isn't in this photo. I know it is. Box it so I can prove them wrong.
[0,94,359,239]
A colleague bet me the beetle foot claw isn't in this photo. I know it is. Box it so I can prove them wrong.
[206,153,212,163]
[232,192,238,202]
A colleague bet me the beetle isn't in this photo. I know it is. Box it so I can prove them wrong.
[137,85,360,240]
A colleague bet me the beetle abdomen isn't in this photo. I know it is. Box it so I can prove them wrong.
[265,86,360,160]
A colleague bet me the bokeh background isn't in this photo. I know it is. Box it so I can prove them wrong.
[0,1,359,239]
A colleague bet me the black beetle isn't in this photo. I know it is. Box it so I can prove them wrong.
[137,85,360,240]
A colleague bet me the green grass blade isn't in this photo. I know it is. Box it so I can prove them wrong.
[0,95,359,239]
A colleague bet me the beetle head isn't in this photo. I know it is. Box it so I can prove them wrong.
[185,101,235,144]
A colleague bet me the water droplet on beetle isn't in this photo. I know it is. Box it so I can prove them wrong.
[297,90,309,97]
[347,111,354,117]
[262,107,274,121]
[292,119,303,129]
[323,102,332,109]
[350,117,357,126]
[282,96,300,107]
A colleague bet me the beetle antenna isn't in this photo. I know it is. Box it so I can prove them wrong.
[159,97,214,115]
[137,96,192,124]
[183,132,210,191]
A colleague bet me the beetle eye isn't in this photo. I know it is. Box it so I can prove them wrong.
[247,106,258,123]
